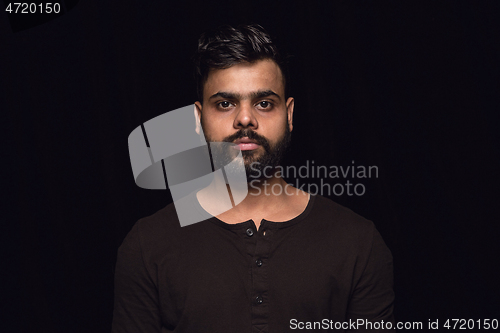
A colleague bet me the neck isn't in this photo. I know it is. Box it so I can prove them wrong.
[196,167,293,217]
[237,175,289,210]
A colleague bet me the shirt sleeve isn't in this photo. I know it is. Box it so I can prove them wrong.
[111,221,162,333]
[346,225,395,332]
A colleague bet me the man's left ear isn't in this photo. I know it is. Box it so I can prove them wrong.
[286,97,294,132]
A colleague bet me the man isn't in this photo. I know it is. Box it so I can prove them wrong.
[112,24,395,332]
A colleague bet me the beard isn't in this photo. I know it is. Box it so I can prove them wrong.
[201,120,292,183]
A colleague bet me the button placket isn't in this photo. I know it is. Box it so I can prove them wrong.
[250,225,273,331]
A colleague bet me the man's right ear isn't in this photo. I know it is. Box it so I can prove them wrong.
[194,102,202,135]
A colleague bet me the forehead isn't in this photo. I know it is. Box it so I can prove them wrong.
[203,59,284,99]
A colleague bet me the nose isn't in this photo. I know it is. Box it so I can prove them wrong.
[233,102,258,130]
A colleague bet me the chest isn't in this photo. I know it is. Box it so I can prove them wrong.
[156,227,355,327]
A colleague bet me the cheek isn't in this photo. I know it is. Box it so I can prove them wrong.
[201,112,218,129]
[269,114,289,132]
[201,115,229,140]
[266,119,288,143]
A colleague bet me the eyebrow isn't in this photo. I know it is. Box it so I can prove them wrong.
[208,89,281,101]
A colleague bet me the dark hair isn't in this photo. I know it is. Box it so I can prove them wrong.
[193,24,289,102]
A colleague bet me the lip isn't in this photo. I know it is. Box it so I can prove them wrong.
[233,138,260,151]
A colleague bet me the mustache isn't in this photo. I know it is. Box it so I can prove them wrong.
[222,129,271,151]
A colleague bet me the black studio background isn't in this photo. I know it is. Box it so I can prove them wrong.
[1,1,499,332]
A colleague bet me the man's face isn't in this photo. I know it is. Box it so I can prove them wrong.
[195,59,294,181]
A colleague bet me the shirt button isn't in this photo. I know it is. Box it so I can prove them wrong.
[256,259,263,267]
[255,296,263,304]
[246,228,254,237]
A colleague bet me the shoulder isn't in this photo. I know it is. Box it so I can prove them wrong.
[135,201,182,238]
[123,196,215,259]
[306,194,380,251]
[310,194,375,232]
[304,195,393,273]
[119,201,184,263]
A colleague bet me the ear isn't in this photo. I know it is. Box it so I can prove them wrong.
[286,97,294,132]
[194,102,203,135]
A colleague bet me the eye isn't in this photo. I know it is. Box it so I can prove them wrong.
[217,101,233,110]
[256,101,273,110]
